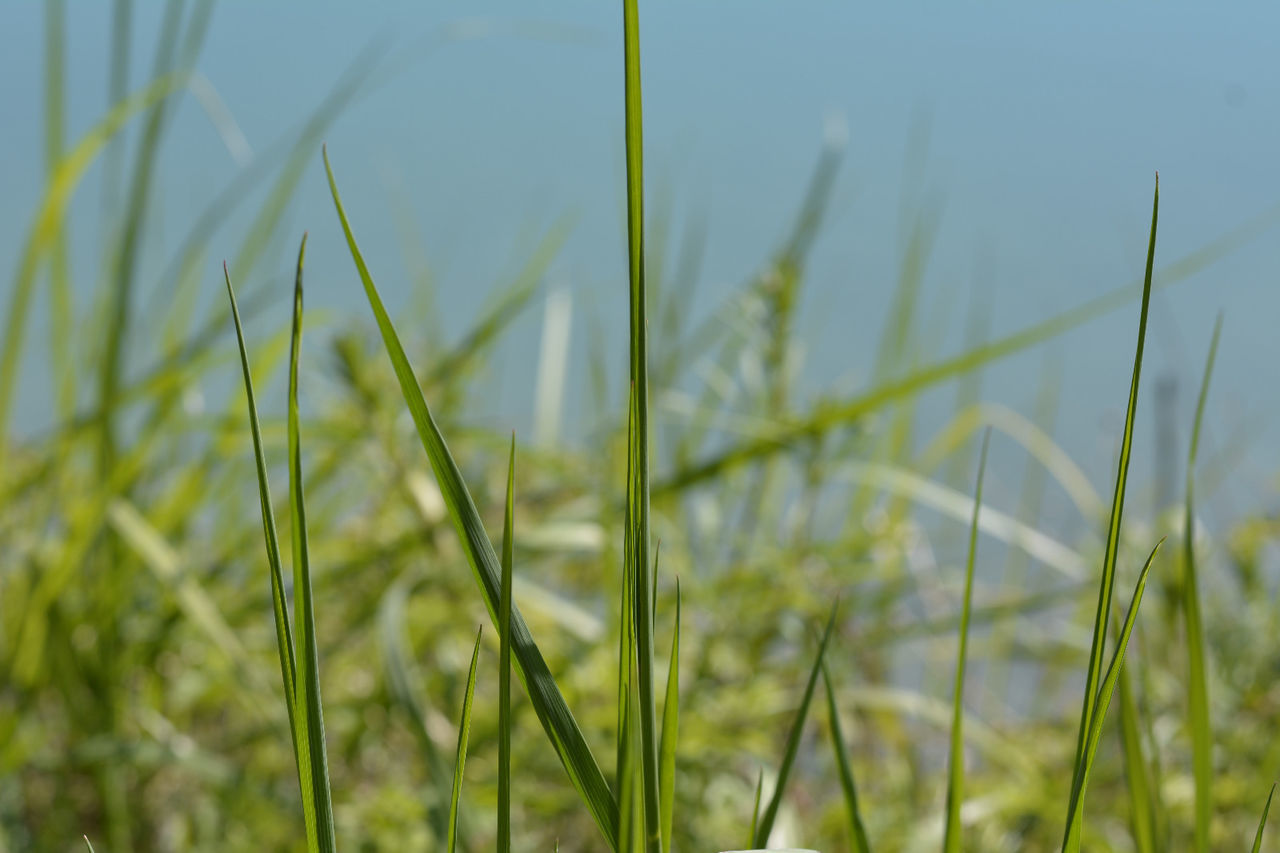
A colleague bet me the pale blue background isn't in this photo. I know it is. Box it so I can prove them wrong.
[2,2,1278,521]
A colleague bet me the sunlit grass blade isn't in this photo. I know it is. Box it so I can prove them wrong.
[448,626,484,853]
[324,148,619,848]
[658,579,680,853]
[499,435,515,853]
[1252,783,1276,853]
[944,429,990,853]
[752,604,838,848]
[83,836,94,853]
[286,235,337,853]
[1062,539,1163,853]
[822,662,871,853]
[1064,175,1159,849]
[0,70,188,457]
[1184,313,1222,852]
[622,1,661,849]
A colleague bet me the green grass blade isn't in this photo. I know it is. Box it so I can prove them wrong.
[224,264,302,777]
[1062,539,1163,852]
[1251,783,1276,853]
[83,836,95,853]
[822,662,872,853]
[658,579,680,853]
[448,626,484,853]
[753,604,839,848]
[1065,175,1159,848]
[43,0,75,418]
[748,768,764,847]
[944,429,990,853]
[499,435,515,853]
[324,148,619,849]
[286,235,337,853]
[1116,663,1157,853]
[622,1,661,849]
[0,70,187,457]
[1185,313,1222,853]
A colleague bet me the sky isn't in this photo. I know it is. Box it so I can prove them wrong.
[2,1,1279,524]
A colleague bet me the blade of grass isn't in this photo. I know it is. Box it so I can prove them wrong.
[0,71,188,458]
[286,234,338,853]
[1062,540,1163,852]
[43,0,75,418]
[752,604,839,848]
[658,579,680,853]
[225,265,307,831]
[448,626,484,853]
[748,768,764,847]
[1116,662,1158,853]
[1252,783,1276,853]
[944,429,991,852]
[1064,175,1159,849]
[822,662,872,853]
[499,436,515,853]
[324,148,619,848]
[1184,313,1222,853]
[621,1,661,850]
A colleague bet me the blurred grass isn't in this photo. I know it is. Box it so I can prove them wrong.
[3,3,1280,852]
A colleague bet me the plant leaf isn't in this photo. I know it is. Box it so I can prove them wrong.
[1251,783,1276,853]
[448,626,484,853]
[822,662,872,853]
[499,435,515,853]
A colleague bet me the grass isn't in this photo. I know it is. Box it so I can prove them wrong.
[4,2,1280,851]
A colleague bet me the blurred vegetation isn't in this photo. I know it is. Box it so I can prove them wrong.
[3,2,1280,851]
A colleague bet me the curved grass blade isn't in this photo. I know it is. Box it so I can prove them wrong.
[324,148,619,849]
[1184,313,1222,852]
[1252,783,1276,853]
[752,604,839,848]
[1064,175,1159,850]
[1062,539,1163,852]
[286,235,338,853]
[0,70,188,455]
[944,429,991,852]
[822,663,872,853]
[448,626,484,853]
[658,580,680,853]
[225,265,302,777]
[499,436,515,853]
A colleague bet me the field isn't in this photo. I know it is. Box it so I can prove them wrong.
[3,2,1280,851]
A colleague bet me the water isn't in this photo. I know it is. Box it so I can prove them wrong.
[3,1,1278,515]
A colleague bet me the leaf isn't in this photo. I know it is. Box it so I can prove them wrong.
[1184,313,1222,853]
[324,148,618,849]
[1251,783,1276,853]
[499,436,515,853]
[1064,175,1160,850]
[822,663,872,853]
[1062,540,1164,852]
[944,429,990,852]
[448,627,484,853]
[285,235,338,853]
[658,580,680,853]
[752,604,839,848]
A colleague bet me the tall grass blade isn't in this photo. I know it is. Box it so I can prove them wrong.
[944,429,990,852]
[752,605,839,848]
[0,71,187,457]
[822,663,872,853]
[1184,313,1222,852]
[286,235,338,853]
[448,627,484,853]
[43,0,75,418]
[622,0,661,849]
[1116,663,1158,853]
[324,148,619,848]
[1064,175,1159,848]
[1062,540,1164,852]
[225,266,302,778]
[1252,783,1276,853]
[499,436,516,853]
[658,579,680,853]
[748,768,764,847]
